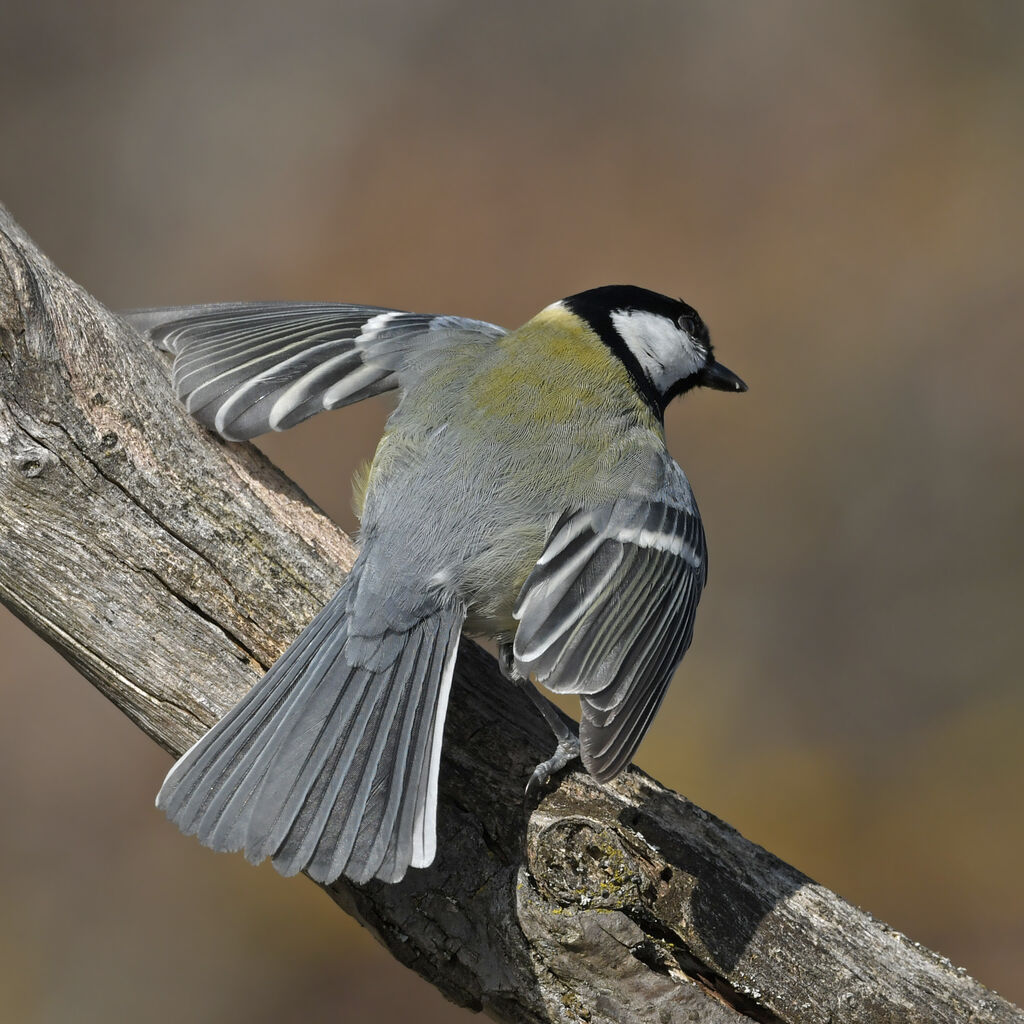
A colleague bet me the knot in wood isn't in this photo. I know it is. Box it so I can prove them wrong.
[530,816,648,912]
[14,444,57,478]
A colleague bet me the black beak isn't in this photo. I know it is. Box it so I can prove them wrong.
[699,359,747,393]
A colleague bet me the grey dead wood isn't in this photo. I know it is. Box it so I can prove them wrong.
[0,203,1018,1024]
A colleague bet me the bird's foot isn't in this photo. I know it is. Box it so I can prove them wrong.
[525,735,581,798]
[500,642,581,796]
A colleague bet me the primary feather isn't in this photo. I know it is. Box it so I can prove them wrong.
[513,469,707,781]
[127,302,503,440]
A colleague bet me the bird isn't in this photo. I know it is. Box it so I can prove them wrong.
[128,285,746,886]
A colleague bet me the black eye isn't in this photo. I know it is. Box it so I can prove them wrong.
[677,313,698,336]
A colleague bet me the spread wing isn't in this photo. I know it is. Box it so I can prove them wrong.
[126,302,505,441]
[512,488,707,782]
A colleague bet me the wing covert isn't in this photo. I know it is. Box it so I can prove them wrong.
[126,302,504,440]
[513,492,707,782]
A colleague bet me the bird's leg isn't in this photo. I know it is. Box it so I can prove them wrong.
[498,643,581,796]
[521,690,582,798]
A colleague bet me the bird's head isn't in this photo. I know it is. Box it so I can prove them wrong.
[559,285,747,413]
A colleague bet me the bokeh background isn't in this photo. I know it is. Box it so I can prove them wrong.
[1,2,1022,1020]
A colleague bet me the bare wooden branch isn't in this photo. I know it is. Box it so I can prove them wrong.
[0,204,1018,1024]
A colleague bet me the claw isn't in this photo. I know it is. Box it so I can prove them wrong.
[525,736,581,797]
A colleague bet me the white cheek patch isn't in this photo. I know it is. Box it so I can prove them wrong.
[610,309,705,393]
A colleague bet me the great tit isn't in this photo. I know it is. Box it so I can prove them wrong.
[129,285,746,885]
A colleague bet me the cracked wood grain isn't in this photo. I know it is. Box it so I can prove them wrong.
[0,203,1019,1024]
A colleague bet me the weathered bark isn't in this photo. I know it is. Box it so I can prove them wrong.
[0,204,1018,1024]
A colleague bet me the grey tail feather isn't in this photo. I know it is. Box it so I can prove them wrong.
[156,576,465,884]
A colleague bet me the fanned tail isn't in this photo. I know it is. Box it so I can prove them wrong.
[156,575,465,884]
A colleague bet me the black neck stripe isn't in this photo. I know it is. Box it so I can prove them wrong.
[560,296,664,418]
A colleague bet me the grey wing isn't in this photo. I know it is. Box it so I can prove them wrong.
[126,302,505,440]
[512,487,708,782]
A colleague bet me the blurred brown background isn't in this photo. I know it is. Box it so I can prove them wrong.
[1,2,1022,1020]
